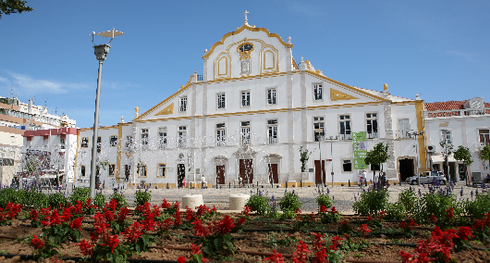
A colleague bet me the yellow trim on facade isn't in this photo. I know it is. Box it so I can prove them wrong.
[415,100,427,172]
[155,103,175,116]
[202,24,293,59]
[116,122,123,182]
[74,129,80,181]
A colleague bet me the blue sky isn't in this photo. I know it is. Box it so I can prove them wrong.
[1,0,489,128]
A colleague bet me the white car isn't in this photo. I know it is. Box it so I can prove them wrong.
[406,171,447,185]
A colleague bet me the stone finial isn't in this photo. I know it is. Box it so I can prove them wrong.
[204,49,208,54]
[288,36,292,44]
[121,116,125,123]
[383,83,388,92]
[415,93,421,100]
[135,106,139,118]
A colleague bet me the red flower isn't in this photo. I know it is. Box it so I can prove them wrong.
[117,207,129,223]
[174,208,182,226]
[265,249,285,263]
[379,210,386,220]
[242,206,251,216]
[123,222,143,242]
[366,215,374,221]
[235,216,246,226]
[457,226,474,241]
[192,218,210,237]
[30,234,45,249]
[330,235,345,251]
[101,234,119,253]
[430,214,438,223]
[29,209,39,221]
[108,199,118,211]
[311,232,325,251]
[291,240,311,263]
[319,205,328,213]
[77,239,94,256]
[186,207,194,222]
[217,215,235,235]
[314,248,327,263]
[161,199,171,209]
[177,256,187,263]
[330,206,338,214]
[70,216,83,230]
[359,224,371,236]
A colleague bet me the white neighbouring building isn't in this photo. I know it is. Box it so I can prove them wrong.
[76,18,428,189]
[424,97,490,183]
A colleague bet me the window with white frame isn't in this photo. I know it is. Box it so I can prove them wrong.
[109,164,115,177]
[313,84,323,100]
[97,136,102,153]
[479,129,489,145]
[60,138,66,149]
[158,127,167,149]
[180,96,187,112]
[157,163,166,177]
[110,135,118,147]
[81,137,88,148]
[217,93,226,109]
[141,129,149,150]
[342,159,353,172]
[313,117,325,141]
[178,126,187,148]
[216,123,226,146]
[441,130,452,144]
[398,119,410,139]
[241,121,251,145]
[339,115,351,140]
[125,136,133,150]
[241,91,250,107]
[267,88,276,105]
[267,119,278,144]
[139,164,147,177]
[366,113,378,139]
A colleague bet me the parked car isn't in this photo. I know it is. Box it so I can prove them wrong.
[406,171,447,185]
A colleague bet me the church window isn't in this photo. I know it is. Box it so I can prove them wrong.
[241,91,250,107]
[138,164,147,178]
[241,121,251,145]
[125,136,133,150]
[178,126,187,148]
[158,127,167,149]
[81,137,88,148]
[141,129,149,150]
[339,115,351,140]
[109,164,115,177]
[267,119,278,144]
[110,135,118,147]
[314,117,325,141]
[267,88,276,105]
[314,84,323,100]
[80,165,86,177]
[217,93,226,109]
[366,113,378,139]
[180,96,187,112]
[216,123,226,146]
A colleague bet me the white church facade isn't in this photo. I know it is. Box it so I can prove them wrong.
[76,18,427,189]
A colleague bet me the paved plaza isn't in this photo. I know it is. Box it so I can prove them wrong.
[89,181,485,214]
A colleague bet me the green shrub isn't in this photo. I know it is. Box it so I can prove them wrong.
[94,192,106,208]
[70,188,90,205]
[134,190,152,207]
[278,192,301,213]
[464,191,490,220]
[415,191,459,223]
[47,192,69,208]
[397,188,418,216]
[316,193,334,209]
[352,187,389,216]
[109,192,128,209]
[384,203,405,220]
[245,194,271,215]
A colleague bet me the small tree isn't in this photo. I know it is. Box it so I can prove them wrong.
[364,142,389,181]
[453,145,473,184]
[440,140,454,180]
[478,144,490,170]
[0,0,33,18]
[299,146,312,173]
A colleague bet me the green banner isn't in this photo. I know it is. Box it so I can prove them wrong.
[352,131,367,170]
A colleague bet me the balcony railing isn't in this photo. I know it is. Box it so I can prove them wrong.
[425,107,490,119]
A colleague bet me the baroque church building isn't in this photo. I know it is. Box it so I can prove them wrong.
[76,16,426,188]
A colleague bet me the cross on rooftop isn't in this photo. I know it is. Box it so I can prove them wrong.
[244,10,249,26]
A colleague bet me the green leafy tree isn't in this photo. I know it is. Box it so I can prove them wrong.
[478,144,490,169]
[299,146,312,173]
[453,145,473,183]
[364,142,389,180]
[0,0,33,18]
[440,139,454,180]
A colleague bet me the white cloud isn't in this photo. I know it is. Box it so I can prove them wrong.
[0,71,91,95]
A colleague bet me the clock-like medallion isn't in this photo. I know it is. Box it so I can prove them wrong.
[237,42,254,60]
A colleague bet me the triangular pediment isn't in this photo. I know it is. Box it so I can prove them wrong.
[330,88,359,101]
[155,103,174,116]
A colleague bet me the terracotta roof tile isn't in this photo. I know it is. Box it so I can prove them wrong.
[425,100,490,111]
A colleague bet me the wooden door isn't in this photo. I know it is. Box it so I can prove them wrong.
[314,160,326,185]
[216,165,225,184]
[268,163,278,184]
[239,159,253,184]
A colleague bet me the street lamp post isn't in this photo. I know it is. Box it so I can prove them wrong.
[315,129,325,193]
[410,131,424,185]
[329,136,338,187]
[89,28,123,199]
